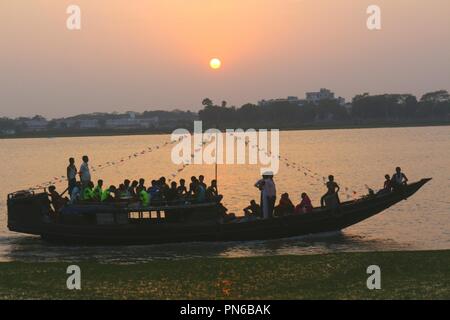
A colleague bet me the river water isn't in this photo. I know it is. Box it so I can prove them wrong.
[0,126,449,262]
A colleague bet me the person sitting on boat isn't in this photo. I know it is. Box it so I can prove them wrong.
[123,179,132,197]
[274,192,295,217]
[188,176,198,196]
[177,178,188,197]
[101,185,117,202]
[243,200,261,218]
[148,180,161,203]
[69,181,82,204]
[166,181,179,203]
[392,167,408,189]
[377,175,393,196]
[129,180,139,198]
[158,177,170,199]
[321,175,340,208]
[199,175,207,190]
[48,185,68,213]
[117,183,131,200]
[139,187,150,207]
[67,157,77,195]
[195,180,206,203]
[295,192,313,214]
[384,174,393,191]
[82,181,95,201]
[206,180,222,202]
[79,155,91,189]
[93,179,103,201]
[136,178,146,195]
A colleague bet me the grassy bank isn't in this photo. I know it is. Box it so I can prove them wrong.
[1,250,450,299]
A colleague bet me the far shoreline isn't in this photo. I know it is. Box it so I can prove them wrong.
[1,121,450,140]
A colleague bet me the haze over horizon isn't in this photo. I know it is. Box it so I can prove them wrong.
[1,0,450,118]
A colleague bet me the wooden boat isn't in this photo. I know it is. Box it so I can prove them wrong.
[7,179,431,245]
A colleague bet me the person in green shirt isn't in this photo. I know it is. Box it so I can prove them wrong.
[93,179,103,201]
[82,181,95,201]
[139,188,150,207]
[101,185,117,202]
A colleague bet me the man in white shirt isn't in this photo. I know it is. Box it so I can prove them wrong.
[255,172,277,219]
[79,155,91,188]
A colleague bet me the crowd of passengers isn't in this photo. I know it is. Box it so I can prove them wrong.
[48,156,221,213]
[47,155,409,220]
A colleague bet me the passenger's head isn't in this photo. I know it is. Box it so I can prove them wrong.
[191,176,197,182]
[97,179,103,187]
[301,192,308,199]
[82,155,89,163]
[69,157,75,165]
[211,179,217,187]
[160,177,166,184]
[139,178,145,185]
[119,183,125,190]
[250,200,256,206]
[328,175,334,181]
[385,174,390,180]
[281,193,289,200]
[180,179,185,186]
[396,167,401,173]
[124,179,130,187]
[171,181,177,189]
[88,181,94,188]
[48,185,56,193]
[199,175,204,182]
[109,185,117,192]
[131,180,138,187]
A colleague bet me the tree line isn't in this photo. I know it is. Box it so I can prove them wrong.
[1,90,450,134]
[198,90,450,129]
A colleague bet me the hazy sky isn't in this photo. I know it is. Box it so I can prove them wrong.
[1,0,450,118]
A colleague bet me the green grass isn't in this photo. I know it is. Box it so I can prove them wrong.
[1,250,450,299]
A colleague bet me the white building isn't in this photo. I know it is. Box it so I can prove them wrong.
[259,88,346,108]
[105,115,159,129]
[258,96,307,107]
[306,88,346,106]
[22,118,48,132]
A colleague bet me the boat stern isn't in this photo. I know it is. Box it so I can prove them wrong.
[7,190,51,235]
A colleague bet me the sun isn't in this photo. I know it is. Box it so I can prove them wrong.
[209,58,222,70]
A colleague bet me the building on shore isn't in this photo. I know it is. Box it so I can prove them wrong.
[259,88,346,107]
[19,117,48,132]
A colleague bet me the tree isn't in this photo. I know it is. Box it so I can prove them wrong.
[418,90,450,118]
[202,98,213,108]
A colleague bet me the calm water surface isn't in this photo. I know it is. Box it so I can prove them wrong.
[1,127,449,262]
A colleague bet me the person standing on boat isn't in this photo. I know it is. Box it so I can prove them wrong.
[79,155,91,189]
[67,157,77,195]
[255,172,276,219]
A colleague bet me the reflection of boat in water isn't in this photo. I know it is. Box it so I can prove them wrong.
[7,179,430,245]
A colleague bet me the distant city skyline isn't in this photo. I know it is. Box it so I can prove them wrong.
[1,0,450,118]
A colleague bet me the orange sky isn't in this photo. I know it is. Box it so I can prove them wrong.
[1,0,449,118]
